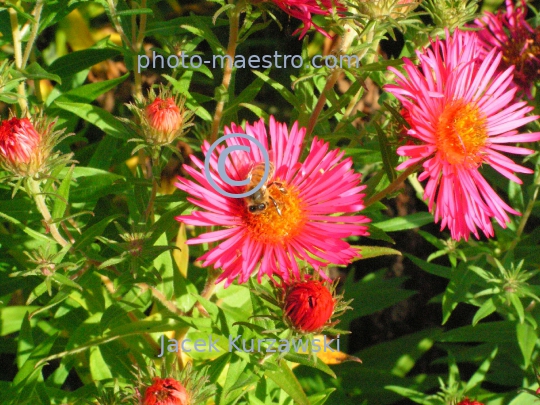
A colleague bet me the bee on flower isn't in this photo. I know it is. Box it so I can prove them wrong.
[175,116,370,286]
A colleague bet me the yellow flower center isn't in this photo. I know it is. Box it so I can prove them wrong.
[435,100,488,166]
[242,182,307,245]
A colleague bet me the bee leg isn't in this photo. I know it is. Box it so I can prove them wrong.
[269,196,282,216]
[270,181,287,194]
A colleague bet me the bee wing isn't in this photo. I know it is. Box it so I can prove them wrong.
[245,161,255,181]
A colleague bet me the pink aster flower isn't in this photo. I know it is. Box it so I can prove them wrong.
[175,117,370,286]
[385,29,540,241]
[0,117,41,166]
[473,0,540,98]
[258,0,344,39]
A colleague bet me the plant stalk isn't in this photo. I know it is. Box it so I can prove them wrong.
[210,1,240,143]
[27,178,69,247]
[364,160,424,208]
[21,0,44,68]
[9,6,28,113]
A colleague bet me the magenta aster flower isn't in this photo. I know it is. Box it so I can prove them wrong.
[473,0,540,98]
[0,117,41,166]
[175,117,370,286]
[385,29,540,241]
[258,0,343,39]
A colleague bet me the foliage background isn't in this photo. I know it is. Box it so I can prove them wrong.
[1,0,540,404]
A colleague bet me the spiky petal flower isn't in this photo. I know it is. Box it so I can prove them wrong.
[256,0,344,39]
[0,118,41,166]
[385,29,540,240]
[142,377,188,405]
[473,0,540,99]
[175,116,370,286]
[0,115,71,179]
[284,279,335,333]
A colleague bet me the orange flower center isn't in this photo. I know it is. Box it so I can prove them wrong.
[435,100,487,166]
[242,182,307,245]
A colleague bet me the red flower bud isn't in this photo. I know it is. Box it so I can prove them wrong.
[143,377,188,405]
[457,398,484,405]
[145,97,182,135]
[0,117,41,165]
[284,280,335,333]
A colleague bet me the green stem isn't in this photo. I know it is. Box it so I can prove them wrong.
[210,1,240,143]
[130,0,147,99]
[306,21,380,138]
[21,0,44,68]
[306,26,357,137]
[508,171,540,251]
[144,156,160,224]
[27,178,69,247]
[333,23,383,134]
[9,5,28,113]
[364,161,424,208]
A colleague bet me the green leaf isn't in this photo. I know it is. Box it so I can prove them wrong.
[220,356,248,405]
[472,298,497,326]
[265,361,310,405]
[48,48,121,79]
[509,293,525,324]
[308,388,337,405]
[406,254,451,279]
[72,214,122,250]
[439,321,516,343]
[51,73,129,105]
[373,212,434,232]
[7,333,58,404]
[252,70,301,110]
[17,312,33,368]
[353,246,402,260]
[464,346,498,392]
[54,101,130,140]
[51,273,83,290]
[516,323,537,368]
[52,164,74,220]
[114,8,153,16]
[223,74,265,117]
[0,211,54,244]
[442,264,475,324]
[283,352,336,378]
[374,122,397,182]
[180,22,224,56]
[23,62,62,84]
[385,386,432,404]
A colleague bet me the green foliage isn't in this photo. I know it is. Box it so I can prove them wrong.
[0,0,540,404]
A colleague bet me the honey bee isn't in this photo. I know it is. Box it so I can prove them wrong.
[244,161,287,215]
